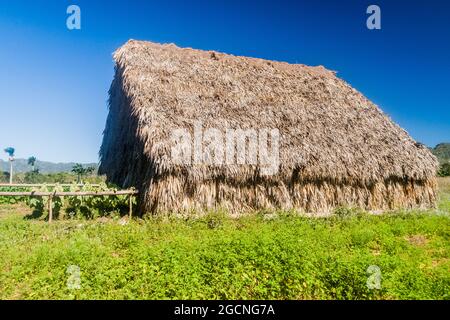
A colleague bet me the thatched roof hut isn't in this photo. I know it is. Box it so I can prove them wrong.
[99,40,438,215]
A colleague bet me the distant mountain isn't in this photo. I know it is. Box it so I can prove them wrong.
[431,143,450,164]
[0,159,98,174]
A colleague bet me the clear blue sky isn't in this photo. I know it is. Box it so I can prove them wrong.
[0,0,449,163]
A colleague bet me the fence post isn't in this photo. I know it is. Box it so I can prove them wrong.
[129,195,133,219]
[48,195,53,223]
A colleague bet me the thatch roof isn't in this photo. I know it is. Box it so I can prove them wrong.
[99,40,438,214]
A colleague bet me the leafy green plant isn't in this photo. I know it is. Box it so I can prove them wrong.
[0,208,448,300]
[203,210,226,229]
[0,186,31,205]
[438,163,450,177]
[64,183,133,219]
[332,206,364,217]
[1,183,135,219]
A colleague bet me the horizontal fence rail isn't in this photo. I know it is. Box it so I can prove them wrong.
[0,190,138,196]
[0,189,138,223]
[0,183,101,187]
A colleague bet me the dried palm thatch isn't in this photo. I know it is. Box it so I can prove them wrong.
[99,40,438,216]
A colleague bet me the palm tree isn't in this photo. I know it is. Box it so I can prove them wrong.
[4,147,15,184]
[28,156,37,172]
[71,164,96,184]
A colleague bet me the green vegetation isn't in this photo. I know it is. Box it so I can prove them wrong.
[438,177,450,213]
[0,186,30,205]
[28,156,37,172]
[28,184,134,219]
[432,143,450,163]
[0,183,132,218]
[438,163,450,177]
[0,159,102,184]
[0,178,448,300]
[0,171,104,184]
[432,143,450,176]
[71,163,96,184]
[0,158,98,175]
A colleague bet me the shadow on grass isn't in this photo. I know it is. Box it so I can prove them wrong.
[24,209,46,220]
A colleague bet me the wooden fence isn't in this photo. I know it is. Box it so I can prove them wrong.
[0,183,101,187]
[0,186,138,223]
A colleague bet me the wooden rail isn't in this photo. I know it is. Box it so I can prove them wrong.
[0,184,101,187]
[0,191,137,196]
[0,190,138,223]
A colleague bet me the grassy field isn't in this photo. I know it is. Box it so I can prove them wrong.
[0,178,449,300]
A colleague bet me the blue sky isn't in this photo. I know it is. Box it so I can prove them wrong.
[0,0,449,163]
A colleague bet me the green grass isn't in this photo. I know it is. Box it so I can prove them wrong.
[438,177,450,213]
[0,179,449,300]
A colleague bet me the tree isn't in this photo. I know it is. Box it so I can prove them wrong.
[4,147,15,184]
[72,164,84,184]
[438,163,450,177]
[0,171,9,183]
[28,156,37,172]
[71,163,95,184]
